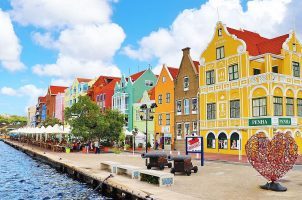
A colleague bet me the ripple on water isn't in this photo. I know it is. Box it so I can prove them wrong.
[0,141,105,200]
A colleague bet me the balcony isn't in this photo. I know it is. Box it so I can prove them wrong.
[200,72,302,94]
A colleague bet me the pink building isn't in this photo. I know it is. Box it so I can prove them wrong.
[55,93,65,122]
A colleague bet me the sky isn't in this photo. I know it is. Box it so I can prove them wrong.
[0,0,301,116]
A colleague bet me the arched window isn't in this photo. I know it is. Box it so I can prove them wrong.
[218,132,227,149]
[230,132,240,150]
[207,132,215,149]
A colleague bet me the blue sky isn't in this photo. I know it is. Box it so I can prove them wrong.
[0,0,300,116]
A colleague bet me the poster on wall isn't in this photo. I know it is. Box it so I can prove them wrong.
[186,136,202,153]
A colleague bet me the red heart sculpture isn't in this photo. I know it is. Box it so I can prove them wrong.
[245,132,298,182]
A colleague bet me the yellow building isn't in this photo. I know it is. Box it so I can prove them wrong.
[64,78,95,108]
[199,21,302,155]
[154,65,178,148]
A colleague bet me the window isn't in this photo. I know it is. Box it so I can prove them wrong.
[158,94,162,104]
[273,96,283,116]
[193,121,198,132]
[183,77,189,90]
[166,114,170,125]
[298,99,302,117]
[192,98,198,114]
[293,43,297,52]
[293,62,300,77]
[218,28,222,36]
[207,103,216,120]
[252,97,267,117]
[184,123,190,136]
[218,132,228,149]
[136,110,140,121]
[145,80,154,86]
[162,76,166,83]
[272,66,278,73]
[176,100,182,115]
[184,99,190,115]
[158,114,162,125]
[230,132,240,150]
[230,100,240,118]
[166,93,170,103]
[207,132,216,149]
[216,46,225,60]
[286,97,294,116]
[206,70,215,85]
[253,68,261,75]
[229,64,239,81]
[177,123,182,139]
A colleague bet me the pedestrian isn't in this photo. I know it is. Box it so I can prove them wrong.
[94,140,99,154]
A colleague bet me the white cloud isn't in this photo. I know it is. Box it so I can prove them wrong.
[123,0,298,67]
[0,87,18,96]
[0,9,24,71]
[0,84,46,112]
[10,0,112,29]
[9,0,126,81]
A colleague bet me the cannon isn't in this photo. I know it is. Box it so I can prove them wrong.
[141,152,172,170]
[168,155,198,176]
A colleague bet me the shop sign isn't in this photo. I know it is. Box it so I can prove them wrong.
[186,137,202,153]
[278,118,291,125]
[249,118,272,126]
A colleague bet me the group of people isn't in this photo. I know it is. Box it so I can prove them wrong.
[72,140,102,154]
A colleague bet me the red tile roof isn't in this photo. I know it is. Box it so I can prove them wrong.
[38,96,46,103]
[167,67,179,79]
[257,34,289,55]
[77,78,92,83]
[148,87,155,100]
[49,86,68,95]
[130,70,146,82]
[193,61,199,73]
[226,27,289,56]
[99,78,120,92]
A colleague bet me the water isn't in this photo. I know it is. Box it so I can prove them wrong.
[0,141,107,200]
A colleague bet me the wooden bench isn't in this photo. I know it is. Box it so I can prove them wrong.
[139,169,174,187]
[100,161,119,173]
[116,165,141,179]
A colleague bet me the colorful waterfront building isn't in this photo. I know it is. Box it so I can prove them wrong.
[35,96,46,126]
[64,78,94,108]
[55,93,64,122]
[199,21,302,155]
[27,106,36,127]
[133,88,155,147]
[112,69,158,132]
[154,65,178,148]
[174,48,200,150]
[46,86,68,119]
[87,76,120,111]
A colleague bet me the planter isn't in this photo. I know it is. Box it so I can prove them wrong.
[65,148,71,153]
[103,147,109,152]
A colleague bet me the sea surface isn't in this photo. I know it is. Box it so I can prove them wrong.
[0,141,107,200]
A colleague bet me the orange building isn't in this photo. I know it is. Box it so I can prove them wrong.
[154,65,178,149]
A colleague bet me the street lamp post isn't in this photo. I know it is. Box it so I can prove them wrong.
[139,103,157,164]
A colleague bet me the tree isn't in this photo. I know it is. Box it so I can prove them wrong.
[65,96,125,144]
[41,117,62,127]
[65,96,100,141]
[93,110,125,143]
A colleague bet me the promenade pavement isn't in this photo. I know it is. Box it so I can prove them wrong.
[6,141,302,200]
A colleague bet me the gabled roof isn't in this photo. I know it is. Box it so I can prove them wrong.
[167,67,179,80]
[148,87,155,100]
[93,76,120,87]
[77,78,92,83]
[129,70,146,82]
[99,78,120,93]
[49,86,68,95]
[193,61,199,73]
[226,27,289,56]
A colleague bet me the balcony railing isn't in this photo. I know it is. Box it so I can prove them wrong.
[200,72,302,94]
